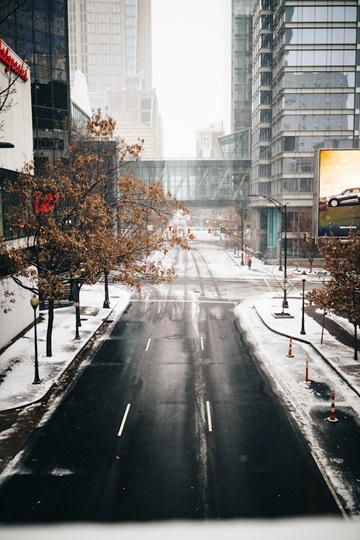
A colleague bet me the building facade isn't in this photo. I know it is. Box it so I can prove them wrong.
[196,120,223,158]
[68,0,163,158]
[0,40,35,349]
[1,0,71,168]
[250,0,360,258]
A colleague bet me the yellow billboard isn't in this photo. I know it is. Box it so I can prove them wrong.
[314,149,360,238]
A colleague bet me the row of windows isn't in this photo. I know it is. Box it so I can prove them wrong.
[86,44,123,55]
[282,71,355,89]
[285,28,356,46]
[281,157,314,174]
[255,180,314,197]
[277,178,313,194]
[283,93,354,110]
[86,14,121,23]
[284,50,356,67]
[256,162,315,180]
[282,114,353,131]
[285,6,357,23]
[86,24,116,33]
[87,74,122,87]
[87,34,122,44]
[86,3,115,13]
[280,136,354,152]
[254,119,355,145]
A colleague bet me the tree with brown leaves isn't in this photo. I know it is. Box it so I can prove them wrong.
[306,230,360,360]
[1,112,193,356]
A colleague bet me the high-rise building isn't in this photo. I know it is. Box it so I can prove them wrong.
[1,0,71,168]
[221,0,253,161]
[68,0,162,158]
[250,0,359,258]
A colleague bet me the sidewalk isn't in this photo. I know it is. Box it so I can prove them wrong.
[0,281,132,411]
[236,292,360,517]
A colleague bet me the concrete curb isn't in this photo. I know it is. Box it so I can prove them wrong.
[253,304,360,399]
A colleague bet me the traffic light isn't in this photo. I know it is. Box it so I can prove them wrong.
[312,237,317,245]
[303,232,309,243]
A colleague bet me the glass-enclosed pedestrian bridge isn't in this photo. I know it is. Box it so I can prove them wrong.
[126,159,251,207]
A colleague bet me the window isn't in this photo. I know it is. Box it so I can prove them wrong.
[261,15,272,29]
[261,53,272,67]
[260,90,272,104]
[260,127,272,141]
[260,109,272,123]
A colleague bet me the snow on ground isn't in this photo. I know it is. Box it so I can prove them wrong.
[235,294,360,515]
[0,281,132,411]
[0,230,360,535]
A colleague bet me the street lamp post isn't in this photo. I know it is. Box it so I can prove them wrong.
[278,236,283,272]
[103,269,110,308]
[262,195,289,310]
[300,271,307,335]
[352,288,360,361]
[30,295,41,384]
[73,278,81,339]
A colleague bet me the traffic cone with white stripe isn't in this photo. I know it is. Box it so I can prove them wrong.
[286,337,294,358]
[326,390,339,423]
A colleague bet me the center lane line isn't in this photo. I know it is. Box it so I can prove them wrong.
[117,403,131,437]
[145,338,151,351]
[206,401,213,432]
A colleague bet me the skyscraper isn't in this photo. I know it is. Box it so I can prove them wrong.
[68,0,162,157]
[250,0,359,258]
[221,0,253,161]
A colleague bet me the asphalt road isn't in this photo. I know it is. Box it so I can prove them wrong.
[0,241,342,522]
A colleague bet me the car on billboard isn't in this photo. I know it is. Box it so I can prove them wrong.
[327,187,360,207]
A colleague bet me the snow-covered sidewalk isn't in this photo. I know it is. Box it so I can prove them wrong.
[0,281,131,411]
[236,294,360,516]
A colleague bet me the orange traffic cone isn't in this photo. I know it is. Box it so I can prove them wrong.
[286,337,294,358]
[326,390,339,423]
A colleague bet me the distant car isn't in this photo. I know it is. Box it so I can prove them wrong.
[327,187,360,207]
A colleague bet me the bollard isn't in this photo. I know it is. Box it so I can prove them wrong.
[305,359,309,383]
[286,337,294,358]
[326,390,339,423]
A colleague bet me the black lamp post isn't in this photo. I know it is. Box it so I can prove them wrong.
[73,278,81,340]
[300,271,307,335]
[103,269,110,308]
[352,288,360,361]
[30,295,41,384]
[262,195,289,310]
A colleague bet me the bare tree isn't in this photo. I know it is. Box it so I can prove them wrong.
[290,210,318,272]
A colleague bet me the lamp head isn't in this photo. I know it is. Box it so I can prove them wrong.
[30,295,39,309]
[301,271,307,282]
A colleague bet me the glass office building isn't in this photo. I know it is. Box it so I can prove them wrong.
[1,0,71,168]
[250,0,359,258]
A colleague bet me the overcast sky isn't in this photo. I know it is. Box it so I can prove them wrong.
[151,0,224,158]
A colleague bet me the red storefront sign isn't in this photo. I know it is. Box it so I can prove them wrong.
[0,38,28,82]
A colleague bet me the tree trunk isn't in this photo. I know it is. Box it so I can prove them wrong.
[46,299,54,357]
[354,323,358,362]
